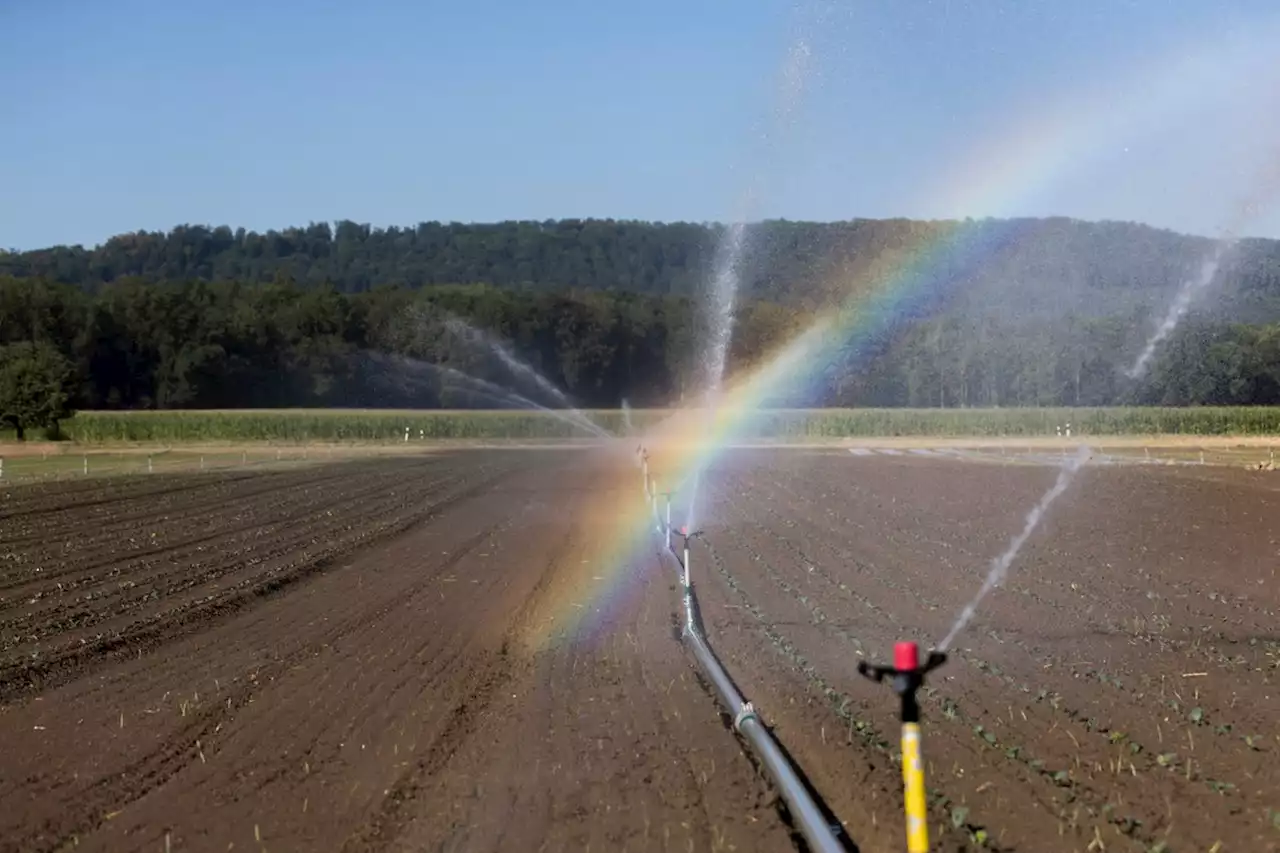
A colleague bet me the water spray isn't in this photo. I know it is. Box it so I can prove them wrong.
[368,352,608,437]
[442,317,612,438]
[685,12,823,533]
[857,642,948,853]
[621,399,634,434]
[1126,157,1280,380]
[939,445,1090,651]
[1125,242,1234,379]
[685,467,704,533]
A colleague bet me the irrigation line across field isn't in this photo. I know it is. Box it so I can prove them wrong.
[636,447,847,853]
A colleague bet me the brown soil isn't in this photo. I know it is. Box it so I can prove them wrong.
[0,451,789,853]
[3,447,1277,852]
[681,449,1280,853]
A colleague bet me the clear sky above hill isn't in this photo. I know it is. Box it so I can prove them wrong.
[4,0,1280,249]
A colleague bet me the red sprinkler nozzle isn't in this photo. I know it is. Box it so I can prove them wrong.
[894,641,919,673]
[858,641,947,724]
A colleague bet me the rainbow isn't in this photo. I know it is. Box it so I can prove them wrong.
[531,13,1280,648]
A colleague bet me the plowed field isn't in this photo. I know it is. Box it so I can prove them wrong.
[2,448,1277,852]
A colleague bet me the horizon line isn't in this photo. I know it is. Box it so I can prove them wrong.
[4,212,1251,255]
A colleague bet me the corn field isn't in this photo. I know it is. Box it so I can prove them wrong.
[19,407,1278,444]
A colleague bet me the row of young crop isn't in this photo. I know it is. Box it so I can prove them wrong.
[701,462,1276,851]
[19,406,1280,443]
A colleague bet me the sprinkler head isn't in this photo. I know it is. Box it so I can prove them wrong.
[858,643,946,680]
[858,641,947,717]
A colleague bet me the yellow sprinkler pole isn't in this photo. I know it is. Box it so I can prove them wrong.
[901,721,929,852]
[858,641,947,853]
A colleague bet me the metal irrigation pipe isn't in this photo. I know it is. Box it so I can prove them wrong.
[651,473,844,853]
[671,554,844,853]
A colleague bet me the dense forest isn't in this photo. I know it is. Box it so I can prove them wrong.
[2,216,1280,435]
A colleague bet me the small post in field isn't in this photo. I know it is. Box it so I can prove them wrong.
[83,455,88,476]
[0,457,4,479]
[200,455,205,471]
[148,455,153,474]
[242,450,247,465]
[679,527,692,591]
[665,494,672,550]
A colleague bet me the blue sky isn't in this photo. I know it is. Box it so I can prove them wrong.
[3,0,1280,249]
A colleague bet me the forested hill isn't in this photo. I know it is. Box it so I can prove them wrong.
[2,217,1280,423]
[6,217,1280,317]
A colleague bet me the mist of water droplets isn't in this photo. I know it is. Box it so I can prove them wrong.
[938,446,1090,651]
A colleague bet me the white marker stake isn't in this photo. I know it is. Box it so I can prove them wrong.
[83,455,88,476]
[148,456,153,474]
[0,457,4,479]
[665,497,672,550]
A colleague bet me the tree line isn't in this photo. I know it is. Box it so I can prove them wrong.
[3,216,1280,437]
[6,217,1280,313]
[0,275,809,435]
